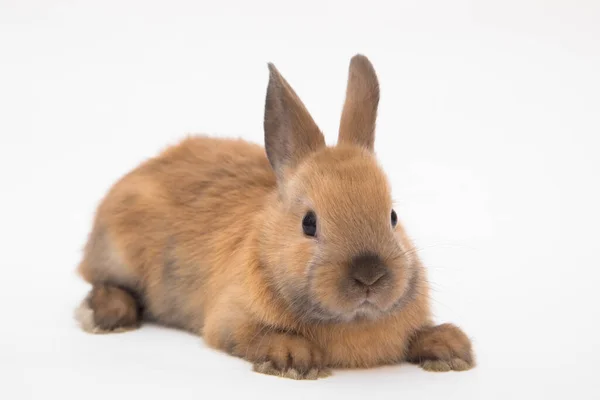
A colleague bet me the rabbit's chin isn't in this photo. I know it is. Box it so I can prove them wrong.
[335,301,387,323]
[295,298,398,324]
[288,275,419,325]
[324,296,409,324]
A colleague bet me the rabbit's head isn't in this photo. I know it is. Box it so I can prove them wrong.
[260,55,422,324]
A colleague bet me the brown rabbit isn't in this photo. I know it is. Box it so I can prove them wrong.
[75,54,474,379]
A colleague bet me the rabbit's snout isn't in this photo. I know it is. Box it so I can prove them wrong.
[349,253,388,288]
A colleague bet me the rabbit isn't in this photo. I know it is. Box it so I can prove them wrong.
[74,54,475,379]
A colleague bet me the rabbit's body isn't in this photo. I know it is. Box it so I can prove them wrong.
[78,137,274,331]
[76,55,474,379]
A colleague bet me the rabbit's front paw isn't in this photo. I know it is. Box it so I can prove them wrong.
[248,332,330,380]
[407,323,475,372]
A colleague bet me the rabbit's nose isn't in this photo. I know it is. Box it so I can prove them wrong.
[350,253,387,287]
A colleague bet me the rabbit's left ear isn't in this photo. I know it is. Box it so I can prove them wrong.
[338,54,380,151]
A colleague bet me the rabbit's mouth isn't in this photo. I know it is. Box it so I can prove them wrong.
[337,275,419,323]
[344,300,383,321]
[283,268,420,324]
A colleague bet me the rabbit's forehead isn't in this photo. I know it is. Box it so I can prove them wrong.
[289,148,392,217]
[311,169,390,212]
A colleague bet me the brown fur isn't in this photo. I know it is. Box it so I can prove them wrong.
[75,54,475,379]
[88,284,140,330]
[406,323,475,371]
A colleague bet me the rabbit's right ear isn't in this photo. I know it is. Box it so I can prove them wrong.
[264,64,325,183]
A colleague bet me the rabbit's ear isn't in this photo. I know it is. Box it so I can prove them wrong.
[264,63,325,182]
[338,54,380,151]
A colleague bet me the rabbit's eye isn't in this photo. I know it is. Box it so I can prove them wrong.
[391,209,398,228]
[302,211,317,237]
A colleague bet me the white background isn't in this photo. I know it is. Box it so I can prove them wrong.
[1,1,599,399]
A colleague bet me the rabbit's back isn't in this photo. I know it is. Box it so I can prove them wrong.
[78,136,276,332]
